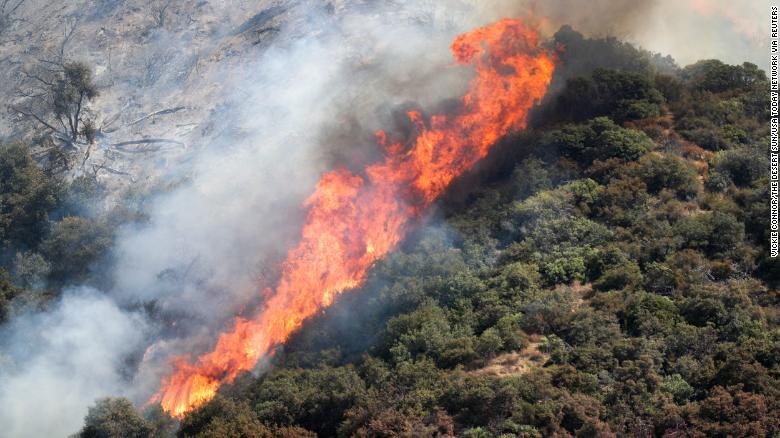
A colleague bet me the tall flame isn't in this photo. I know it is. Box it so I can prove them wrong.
[152,18,555,418]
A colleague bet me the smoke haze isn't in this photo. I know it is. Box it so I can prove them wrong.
[0,288,147,438]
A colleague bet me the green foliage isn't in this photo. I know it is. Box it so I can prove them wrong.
[47,34,773,438]
[40,216,112,285]
[675,211,744,257]
[0,268,20,322]
[78,398,154,438]
[592,260,642,291]
[653,73,683,101]
[385,302,478,367]
[12,251,50,289]
[624,292,682,336]
[0,141,119,315]
[682,60,767,93]
[0,143,59,248]
[177,396,315,438]
[461,427,493,438]
[633,154,699,199]
[671,61,768,152]
[554,69,665,123]
[248,366,366,436]
[491,262,541,292]
[710,147,767,188]
[551,117,653,166]
[511,157,551,200]
[64,175,104,216]
[562,178,602,215]
[549,25,677,88]
[494,314,528,351]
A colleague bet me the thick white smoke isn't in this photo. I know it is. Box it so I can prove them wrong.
[0,288,147,437]
[0,1,501,436]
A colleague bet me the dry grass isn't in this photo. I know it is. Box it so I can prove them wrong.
[473,335,550,377]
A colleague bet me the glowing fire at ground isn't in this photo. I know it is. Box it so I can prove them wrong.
[151,18,555,418]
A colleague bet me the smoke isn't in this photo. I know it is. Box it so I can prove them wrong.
[631,0,768,69]
[0,288,147,438]
[116,0,470,339]
[516,0,768,69]
[0,1,520,435]
[124,0,498,397]
[0,0,770,435]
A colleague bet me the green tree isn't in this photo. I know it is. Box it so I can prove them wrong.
[553,69,665,123]
[634,154,699,199]
[675,211,744,257]
[0,268,20,322]
[78,398,154,438]
[711,148,766,188]
[552,117,653,166]
[0,143,59,248]
[511,157,551,200]
[40,216,112,285]
[682,60,767,93]
[249,366,367,436]
[178,396,276,438]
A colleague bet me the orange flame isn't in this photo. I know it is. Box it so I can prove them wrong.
[151,18,556,418]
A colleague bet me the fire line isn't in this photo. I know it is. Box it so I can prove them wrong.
[151,17,556,418]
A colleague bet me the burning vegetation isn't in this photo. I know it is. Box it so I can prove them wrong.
[0,2,775,438]
[152,18,556,418]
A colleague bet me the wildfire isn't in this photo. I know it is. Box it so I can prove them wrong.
[151,18,555,418]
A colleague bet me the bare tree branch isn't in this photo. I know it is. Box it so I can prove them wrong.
[57,16,78,62]
[150,0,172,28]
[112,138,184,148]
[11,105,62,133]
[101,106,185,134]
[0,0,25,33]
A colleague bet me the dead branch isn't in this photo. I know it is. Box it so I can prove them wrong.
[112,138,184,150]
[102,106,186,134]
[11,105,63,134]
[126,106,186,126]
[57,16,78,62]
[0,0,25,32]
[150,0,172,28]
[92,161,134,180]
[99,102,130,133]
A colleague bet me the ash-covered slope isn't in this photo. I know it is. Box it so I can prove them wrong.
[0,0,387,193]
[0,0,766,197]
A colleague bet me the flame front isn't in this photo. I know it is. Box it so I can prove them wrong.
[152,18,556,418]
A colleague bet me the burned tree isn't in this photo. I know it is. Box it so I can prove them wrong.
[150,0,172,28]
[13,61,99,147]
[0,0,25,34]
[52,62,98,143]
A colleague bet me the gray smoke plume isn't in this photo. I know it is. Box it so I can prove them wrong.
[0,288,148,438]
[521,0,768,69]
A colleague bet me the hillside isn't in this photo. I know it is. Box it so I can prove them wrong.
[155,41,776,437]
[0,2,775,438]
